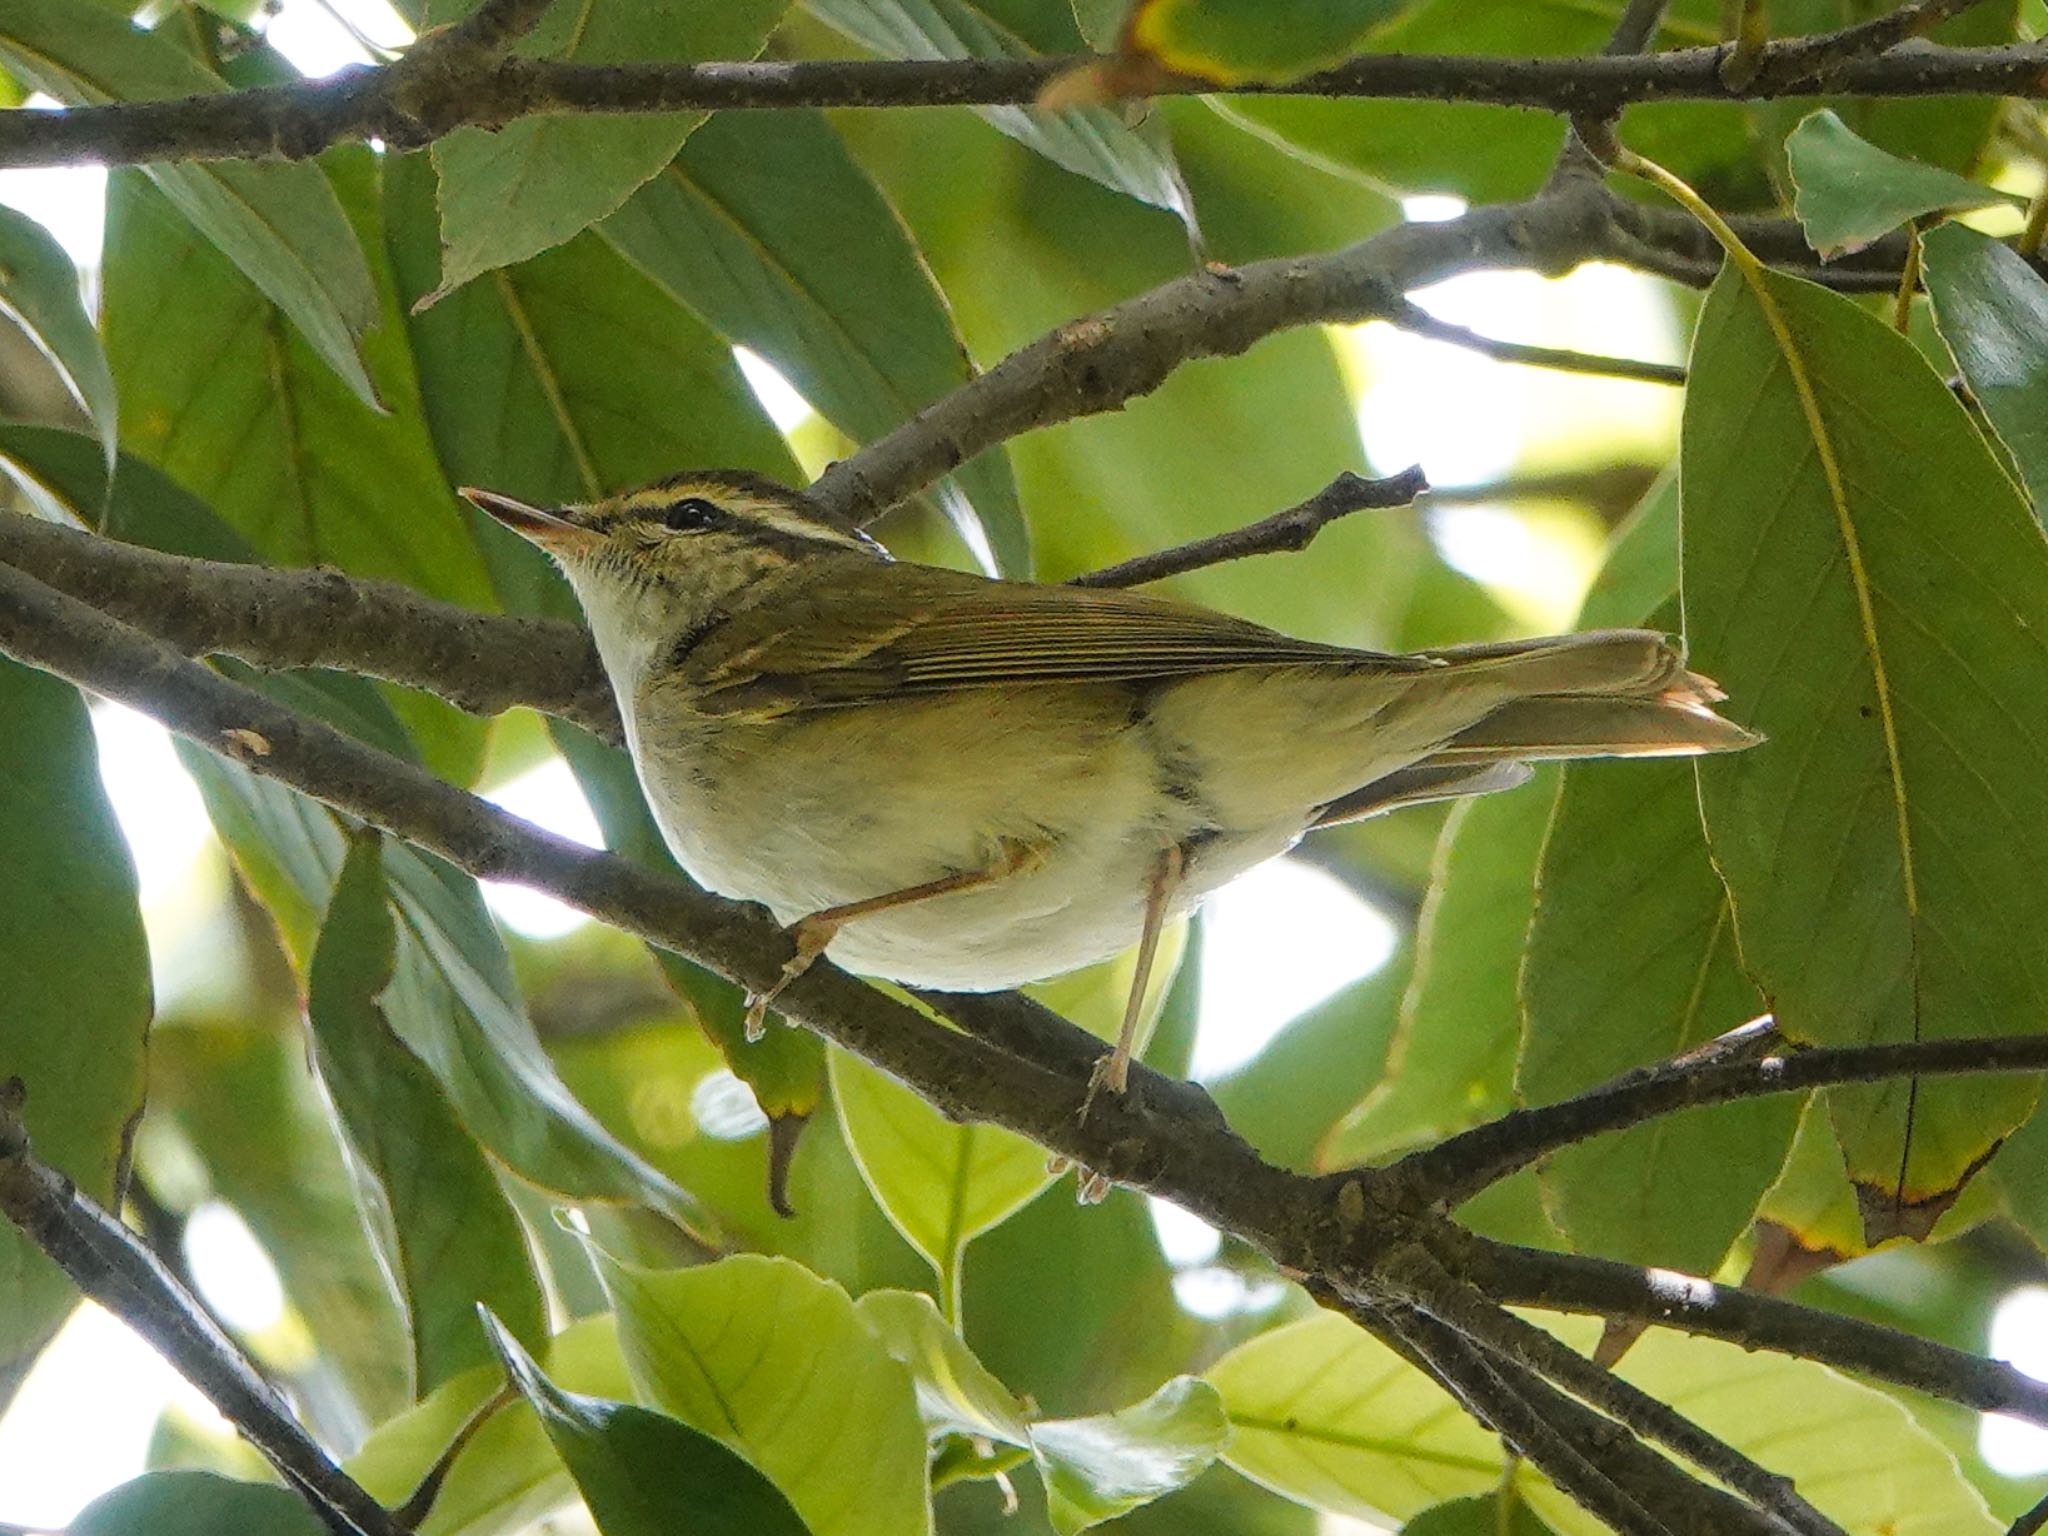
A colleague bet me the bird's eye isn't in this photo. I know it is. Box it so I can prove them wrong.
[659,497,723,532]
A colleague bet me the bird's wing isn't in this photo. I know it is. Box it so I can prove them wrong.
[680,560,1436,714]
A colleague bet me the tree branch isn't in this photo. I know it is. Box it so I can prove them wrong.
[0,513,620,741]
[1377,297,1687,386]
[1450,1232,2048,1424]
[4,34,2046,170]
[1387,1026,2048,1209]
[1066,467,1428,589]
[0,1081,406,1536]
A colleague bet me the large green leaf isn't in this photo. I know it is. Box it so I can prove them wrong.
[386,148,796,614]
[348,1314,634,1536]
[1922,222,2048,517]
[0,657,151,1406]
[599,1252,934,1536]
[810,0,1196,230]
[0,0,378,403]
[482,1312,813,1536]
[601,109,1027,573]
[1210,1313,1998,1534]
[1207,1313,1502,1526]
[831,928,1182,1318]
[425,0,791,295]
[1785,110,2008,259]
[101,155,491,608]
[308,833,546,1395]
[69,1471,326,1536]
[1522,749,1791,1273]
[0,204,116,473]
[1683,263,2048,1212]
[1322,774,1555,1166]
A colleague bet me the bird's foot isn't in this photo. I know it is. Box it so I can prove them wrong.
[1076,1044,1131,1121]
[743,914,839,1041]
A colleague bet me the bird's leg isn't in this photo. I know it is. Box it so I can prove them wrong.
[743,835,1049,1040]
[1081,842,1186,1113]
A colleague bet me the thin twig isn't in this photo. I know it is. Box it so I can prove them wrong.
[1387,1026,2048,1208]
[0,1081,406,1536]
[1067,467,1428,589]
[1378,298,1687,386]
[1396,1251,1845,1536]
[1450,1231,2048,1425]
[1742,0,1997,91]
[2011,1489,2048,1536]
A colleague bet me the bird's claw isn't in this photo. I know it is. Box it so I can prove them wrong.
[743,915,839,1042]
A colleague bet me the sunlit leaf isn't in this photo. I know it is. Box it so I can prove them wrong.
[1031,1375,1229,1534]
[1786,111,2006,259]
[1207,1313,1502,1525]
[69,1471,326,1536]
[601,109,1028,574]
[482,1311,813,1536]
[309,833,547,1395]
[1922,221,2048,515]
[0,204,116,474]
[0,0,378,402]
[831,927,1182,1315]
[1683,262,2048,1212]
[425,0,791,295]
[854,1288,1032,1444]
[0,656,151,1408]
[348,1314,634,1536]
[598,1252,933,1536]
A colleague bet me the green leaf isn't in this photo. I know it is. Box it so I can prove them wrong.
[853,1288,1032,1444]
[1786,110,2008,259]
[347,1314,634,1536]
[831,927,1183,1316]
[1402,1493,1561,1535]
[1207,1313,1503,1526]
[1030,1375,1229,1535]
[101,155,492,608]
[481,1311,813,1536]
[601,109,1028,574]
[0,0,378,403]
[309,833,547,1395]
[598,1252,934,1536]
[1683,263,2048,1211]
[1522,749,1792,1274]
[386,148,797,600]
[810,0,1197,231]
[69,1471,326,1536]
[1322,774,1555,1165]
[0,204,116,475]
[1211,952,1406,1173]
[1922,221,2048,516]
[0,655,151,1408]
[1123,0,1410,85]
[426,0,791,295]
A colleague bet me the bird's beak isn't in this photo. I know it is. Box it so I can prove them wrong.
[459,487,598,552]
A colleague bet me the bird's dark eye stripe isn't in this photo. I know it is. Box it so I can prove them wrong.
[659,497,725,532]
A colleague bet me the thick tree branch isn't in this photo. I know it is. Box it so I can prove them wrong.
[4,35,2047,170]
[1388,1026,2048,1208]
[0,513,620,740]
[0,1082,405,1536]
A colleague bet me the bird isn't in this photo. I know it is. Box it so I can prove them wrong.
[461,469,1759,1111]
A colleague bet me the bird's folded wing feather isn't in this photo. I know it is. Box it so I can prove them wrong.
[681,562,1436,713]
